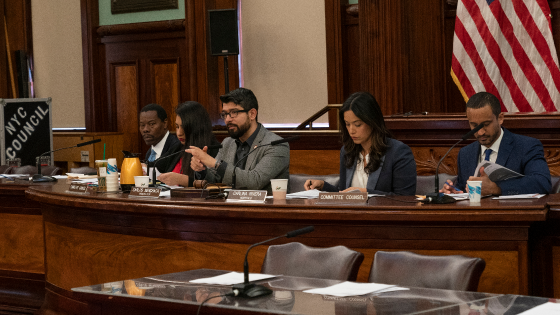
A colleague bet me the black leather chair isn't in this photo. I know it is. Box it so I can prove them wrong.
[261,242,364,281]
[369,251,486,291]
[9,165,37,175]
[288,174,340,193]
[551,176,560,194]
[70,166,98,175]
[416,174,458,195]
[42,166,63,176]
[0,165,11,174]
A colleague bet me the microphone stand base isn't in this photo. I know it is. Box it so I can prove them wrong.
[232,282,272,298]
[32,175,57,183]
[424,192,456,204]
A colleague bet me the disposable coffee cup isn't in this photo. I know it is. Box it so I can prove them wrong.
[270,179,288,200]
[134,176,150,188]
[106,175,119,192]
[107,158,118,176]
[95,160,108,177]
[467,180,482,203]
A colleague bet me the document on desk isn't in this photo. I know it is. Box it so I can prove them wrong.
[303,281,408,297]
[517,302,560,314]
[274,189,382,200]
[189,272,275,285]
[492,194,545,199]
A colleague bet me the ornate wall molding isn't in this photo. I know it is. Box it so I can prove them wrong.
[97,19,185,37]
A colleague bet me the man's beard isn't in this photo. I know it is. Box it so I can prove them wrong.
[227,119,251,139]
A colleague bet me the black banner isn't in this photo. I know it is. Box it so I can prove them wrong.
[1,98,52,166]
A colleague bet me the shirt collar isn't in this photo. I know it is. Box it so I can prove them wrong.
[236,123,261,148]
[152,131,170,158]
[480,127,503,157]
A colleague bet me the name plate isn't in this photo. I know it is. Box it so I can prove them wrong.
[318,192,368,204]
[226,190,267,203]
[129,187,161,198]
[68,183,89,193]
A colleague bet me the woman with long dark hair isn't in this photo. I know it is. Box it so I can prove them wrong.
[157,101,220,187]
[304,92,416,195]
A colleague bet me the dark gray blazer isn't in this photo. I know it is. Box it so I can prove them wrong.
[144,132,180,161]
[205,126,290,193]
[323,138,417,195]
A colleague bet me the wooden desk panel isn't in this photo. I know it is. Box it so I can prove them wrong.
[25,183,556,315]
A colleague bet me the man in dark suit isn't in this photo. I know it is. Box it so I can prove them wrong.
[139,104,180,162]
[442,92,551,196]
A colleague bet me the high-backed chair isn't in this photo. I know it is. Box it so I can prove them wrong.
[41,166,63,176]
[0,165,11,174]
[369,251,485,292]
[416,174,458,195]
[9,165,37,175]
[551,176,560,194]
[70,166,98,175]
[288,174,340,193]
[261,242,364,281]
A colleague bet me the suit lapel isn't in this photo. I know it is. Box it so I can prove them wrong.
[466,145,481,177]
[496,129,513,166]
[245,127,266,169]
[346,161,356,188]
[366,155,385,190]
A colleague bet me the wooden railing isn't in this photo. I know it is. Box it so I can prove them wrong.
[295,104,341,130]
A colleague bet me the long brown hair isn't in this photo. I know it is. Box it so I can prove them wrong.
[340,92,392,174]
[175,102,217,179]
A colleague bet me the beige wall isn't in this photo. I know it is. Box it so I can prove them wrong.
[241,0,328,126]
[31,0,85,129]
[29,0,328,128]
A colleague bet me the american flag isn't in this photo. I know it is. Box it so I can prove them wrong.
[451,0,560,112]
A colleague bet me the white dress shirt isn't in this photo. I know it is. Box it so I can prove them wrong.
[350,153,369,189]
[151,131,170,160]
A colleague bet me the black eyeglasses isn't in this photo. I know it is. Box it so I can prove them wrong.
[220,109,249,120]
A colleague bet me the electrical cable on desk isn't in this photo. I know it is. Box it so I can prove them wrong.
[196,291,236,315]
[371,195,422,204]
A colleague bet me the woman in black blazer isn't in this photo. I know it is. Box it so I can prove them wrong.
[304,92,416,195]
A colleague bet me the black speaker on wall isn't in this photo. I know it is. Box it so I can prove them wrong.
[208,9,239,56]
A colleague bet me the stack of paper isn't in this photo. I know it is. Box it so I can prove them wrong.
[303,281,408,297]
[189,272,276,285]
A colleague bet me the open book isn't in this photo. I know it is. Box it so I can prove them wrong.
[474,161,523,182]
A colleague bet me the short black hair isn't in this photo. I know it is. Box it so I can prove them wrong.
[140,103,167,121]
[466,92,501,118]
[219,88,259,112]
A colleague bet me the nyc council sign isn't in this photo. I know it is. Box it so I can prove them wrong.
[0,98,53,167]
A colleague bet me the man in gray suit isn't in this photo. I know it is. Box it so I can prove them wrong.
[187,88,289,193]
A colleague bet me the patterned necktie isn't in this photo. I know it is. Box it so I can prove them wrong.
[148,149,157,162]
[484,148,492,161]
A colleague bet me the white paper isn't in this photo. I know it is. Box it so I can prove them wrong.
[268,189,382,200]
[303,281,405,297]
[189,272,275,285]
[492,194,545,200]
[518,302,560,314]
[448,193,469,200]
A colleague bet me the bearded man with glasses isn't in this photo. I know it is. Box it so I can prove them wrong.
[187,88,290,193]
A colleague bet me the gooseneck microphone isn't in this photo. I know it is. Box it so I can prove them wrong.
[33,139,101,183]
[232,226,315,298]
[231,135,300,189]
[424,123,484,204]
[150,150,184,189]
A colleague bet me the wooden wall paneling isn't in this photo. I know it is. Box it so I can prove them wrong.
[0,0,6,98]
[549,1,560,63]
[81,0,104,131]
[150,59,180,154]
[342,4,360,99]
[114,64,140,154]
[325,0,345,105]
[443,0,468,113]
[359,0,405,115]
[402,0,447,114]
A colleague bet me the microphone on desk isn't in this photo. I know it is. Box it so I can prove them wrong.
[32,139,102,183]
[150,150,183,189]
[424,123,484,204]
[231,135,300,189]
[231,226,315,298]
